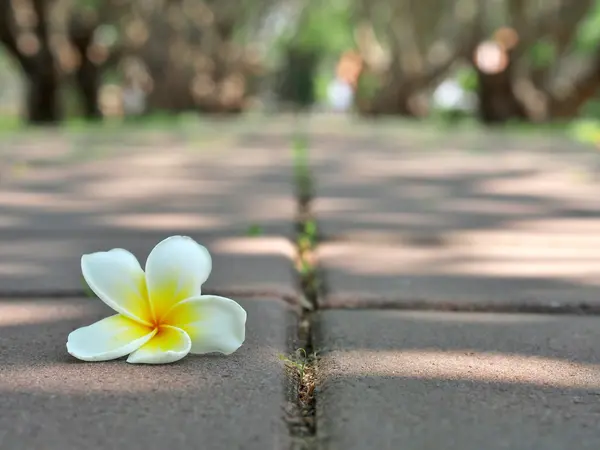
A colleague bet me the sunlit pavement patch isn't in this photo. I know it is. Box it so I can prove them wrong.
[315,310,600,450]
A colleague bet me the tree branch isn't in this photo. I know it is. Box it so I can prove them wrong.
[548,49,600,118]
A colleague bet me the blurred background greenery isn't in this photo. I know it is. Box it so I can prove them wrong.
[1,0,600,142]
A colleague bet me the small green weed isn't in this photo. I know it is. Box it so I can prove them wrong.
[279,347,318,409]
[292,133,313,202]
[279,348,309,380]
[246,224,264,237]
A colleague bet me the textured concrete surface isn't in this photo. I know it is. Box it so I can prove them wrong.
[0,144,295,237]
[6,119,600,449]
[0,296,297,450]
[318,238,600,309]
[312,131,600,308]
[315,310,600,450]
[0,233,296,298]
[0,134,296,295]
[311,131,600,240]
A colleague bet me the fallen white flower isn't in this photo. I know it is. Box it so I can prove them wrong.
[67,236,247,364]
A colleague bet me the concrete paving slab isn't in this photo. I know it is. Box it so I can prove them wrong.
[313,131,600,309]
[0,233,296,299]
[0,132,297,295]
[311,131,600,241]
[315,310,600,450]
[318,233,600,309]
[0,296,297,450]
[0,141,295,237]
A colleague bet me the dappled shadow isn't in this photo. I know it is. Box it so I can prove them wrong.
[312,132,600,239]
[0,296,296,450]
[317,237,600,309]
[280,123,600,308]
[0,125,297,295]
[315,310,600,450]
[4,119,600,306]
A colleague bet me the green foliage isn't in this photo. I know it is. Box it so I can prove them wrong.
[528,40,557,69]
[569,118,600,144]
[581,99,600,118]
[0,115,22,134]
[272,0,357,106]
[456,67,478,92]
[355,70,381,106]
[285,0,356,55]
[575,0,600,53]
[314,71,333,103]
[433,108,472,127]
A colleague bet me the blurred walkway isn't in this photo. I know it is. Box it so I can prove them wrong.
[1,117,600,449]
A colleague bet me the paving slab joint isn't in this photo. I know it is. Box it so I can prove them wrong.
[320,296,600,315]
[0,288,299,304]
[286,129,323,449]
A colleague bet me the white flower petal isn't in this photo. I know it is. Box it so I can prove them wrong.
[82,248,152,325]
[145,236,212,320]
[126,325,191,364]
[162,295,247,355]
[67,314,156,362]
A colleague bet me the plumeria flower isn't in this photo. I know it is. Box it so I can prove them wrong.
[67,236,247,364]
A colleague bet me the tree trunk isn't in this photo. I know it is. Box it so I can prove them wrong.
[371,90,416,116]
[476,68,526,124]
[356,69,418,116]
[69,17,102,120]
[1,0,61,124]
[24,52,60,124]
[75,60,102,119]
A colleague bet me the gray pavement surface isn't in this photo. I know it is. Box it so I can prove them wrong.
[0,126,300,449]
[4,120,600,450]
[311,130,600,308]
[0,135,296,295]
[311,130,600,240]
[0,296,297,450]
[317,239,600,309]
[315,310,600,450]
[0,233,296,298]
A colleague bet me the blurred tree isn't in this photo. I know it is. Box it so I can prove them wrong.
[273,0,356,109]
[66,4,111,120]
[276,44,319,109]
[0,0,120,122]
[355,0,479,116]
[0,0,61,122]
[353,0,600,123]
[469,0,598,123]
[0,0,273,122]
[111,0,270,114]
